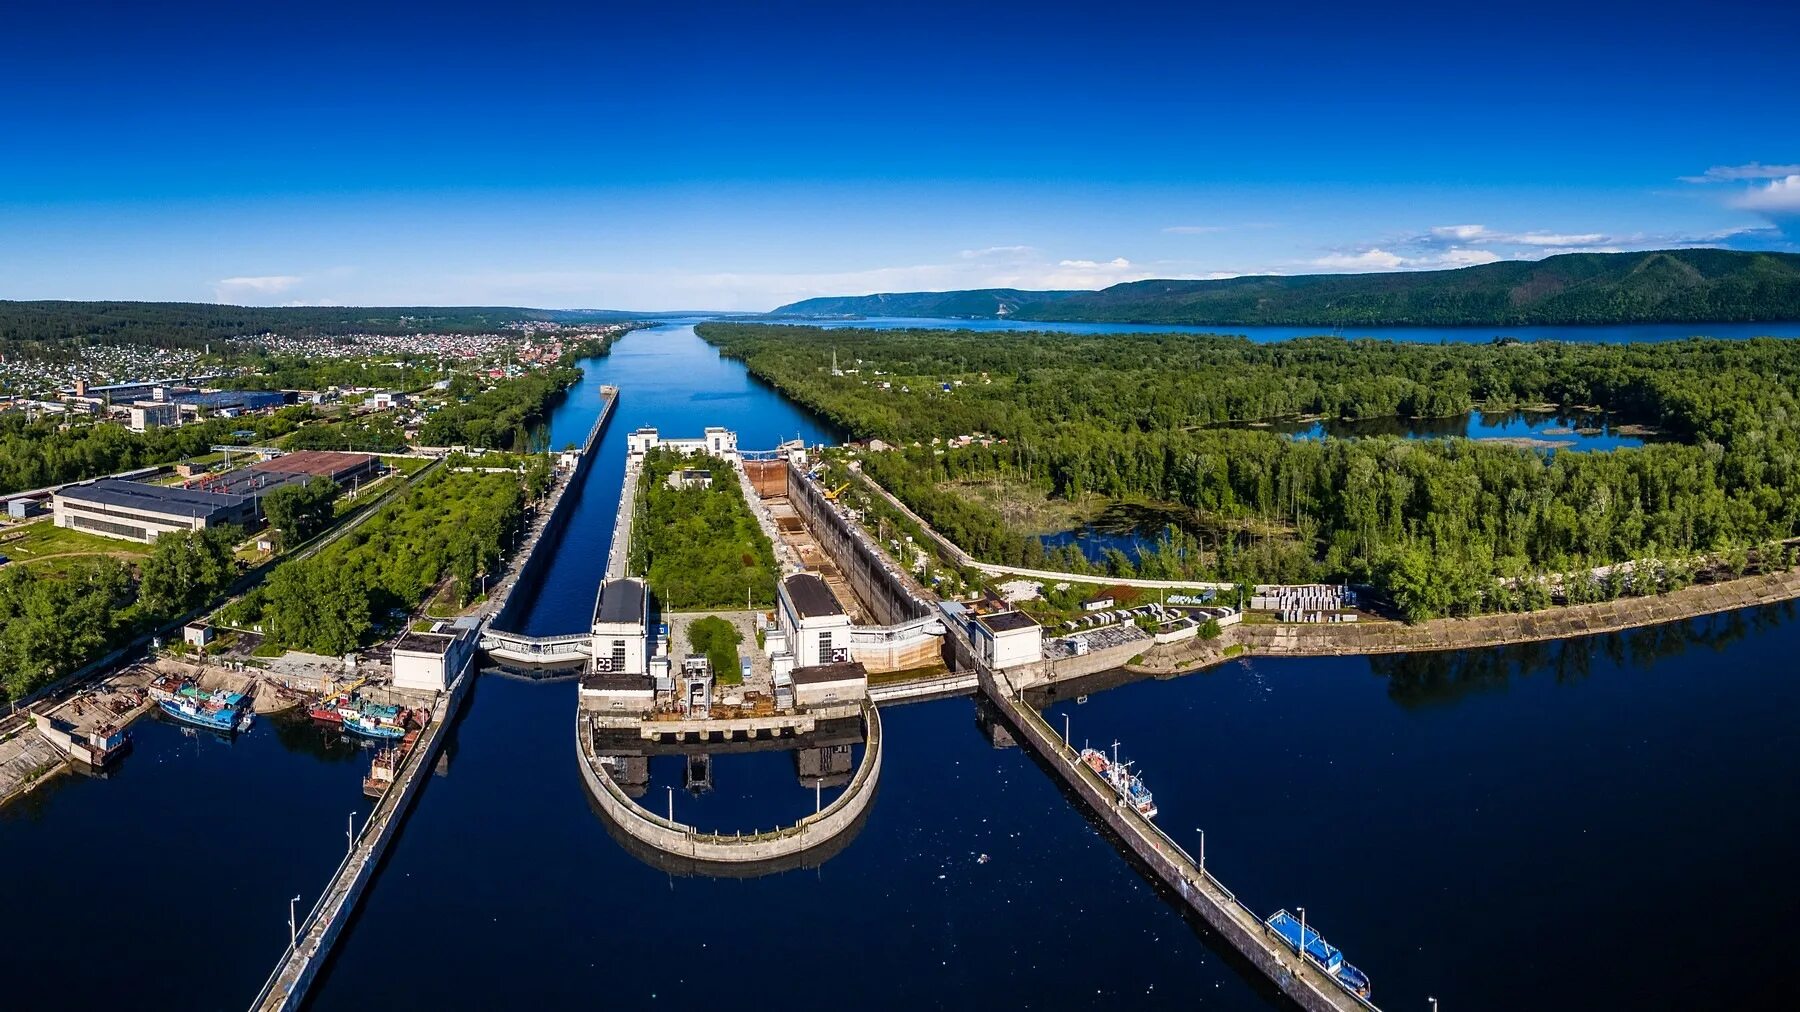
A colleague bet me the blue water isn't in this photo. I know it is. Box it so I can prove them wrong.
[780,315,1800,344]
[1041,605,1800,1010]
[1040,522,1160,565]
[0,713,379,1010]
[1273,408,1646,451]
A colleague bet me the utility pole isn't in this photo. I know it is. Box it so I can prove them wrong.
[1297,906,1307,966]
[288,894,302,949]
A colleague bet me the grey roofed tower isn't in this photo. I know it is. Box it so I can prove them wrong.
[594,577,646,625]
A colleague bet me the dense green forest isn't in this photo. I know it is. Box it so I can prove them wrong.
[701,322,1800,619]
[770,250,1800,326]
[628,449,778,612]
[224,468,526,655]
[0,527,242,700]
[418,364,583,450]
[0,300,622,348]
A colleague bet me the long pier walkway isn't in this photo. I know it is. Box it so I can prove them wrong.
[248,659,475,1011]
[953,617,1381,1012]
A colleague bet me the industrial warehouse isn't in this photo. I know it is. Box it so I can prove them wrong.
[49,450,382,544]
[52,480,256,543]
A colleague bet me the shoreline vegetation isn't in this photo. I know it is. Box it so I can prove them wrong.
[701,322,1800,622]
[1131,566,1800,678]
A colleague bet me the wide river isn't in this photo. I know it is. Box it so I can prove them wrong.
[2,323,1796,1011]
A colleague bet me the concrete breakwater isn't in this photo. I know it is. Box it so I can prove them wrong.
[248,654,476,1012]
[577,703,882,866]
[977,664,1380,1012]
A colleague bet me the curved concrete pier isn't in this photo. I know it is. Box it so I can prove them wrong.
[578,702,882,867]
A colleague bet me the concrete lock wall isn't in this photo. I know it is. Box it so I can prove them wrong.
[489,388,615,633]
[789,471,929,628]
[578,704,883,864]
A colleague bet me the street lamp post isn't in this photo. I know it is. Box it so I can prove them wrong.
[288,894,302,949]
[1296,906,1307,966]
[1428,999,1438,1012]
[1196,828,1205,877]
[1063,712,1071,750]
[346,811,357,853]
[667,786,674,824]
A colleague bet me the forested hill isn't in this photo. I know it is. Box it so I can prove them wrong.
[769,250,1800,326]
[0,301,636,347]
[770,288,1084,319]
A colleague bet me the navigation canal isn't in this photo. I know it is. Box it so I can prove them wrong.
[2,323,1795,1010]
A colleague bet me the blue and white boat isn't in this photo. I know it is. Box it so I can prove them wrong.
[1265,909,1371,998]
[158,692,253,734]
[340,710,408,740]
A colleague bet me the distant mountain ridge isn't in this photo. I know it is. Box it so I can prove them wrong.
[769,250,1800,327]
[769,288,1085,320]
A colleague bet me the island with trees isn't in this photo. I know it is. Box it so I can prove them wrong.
[628,447,778,613]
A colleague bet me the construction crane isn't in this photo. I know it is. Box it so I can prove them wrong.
[823,482,850,502]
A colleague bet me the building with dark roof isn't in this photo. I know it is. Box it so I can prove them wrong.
[972,610,1043,670]
[777,572,854,668]
[589,578,648,680]
[394,628,476,693]
[790,660,868,708]
[52,479,256,544]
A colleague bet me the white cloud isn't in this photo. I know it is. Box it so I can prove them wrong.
[213,275,302,301]
[1508,232,1607,247]
[1425,225,1606,247]
[1433,248,1503,267]
[1734,175,1800,213]
[1430,224,1490,241]
[958,245,1036,259]
[1680,162,1800,184]
[1163,225,1227,235]
[1311,249,1405,270]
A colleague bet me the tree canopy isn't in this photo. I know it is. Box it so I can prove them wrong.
[702,323,1800,619]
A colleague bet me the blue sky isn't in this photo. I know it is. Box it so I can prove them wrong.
[2,1,1796,311]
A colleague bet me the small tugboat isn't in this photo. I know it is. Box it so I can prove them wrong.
[1077,740,1158,819]
[363,746,401,798]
